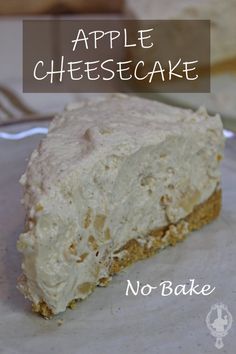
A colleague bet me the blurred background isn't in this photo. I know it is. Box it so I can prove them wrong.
[0,0,235,130]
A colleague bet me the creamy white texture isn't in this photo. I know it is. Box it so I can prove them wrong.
[126,0,236,65]
[17,95,224,314]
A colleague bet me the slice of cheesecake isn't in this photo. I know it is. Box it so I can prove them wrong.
[17,94,224,317]
[125,0,236,69]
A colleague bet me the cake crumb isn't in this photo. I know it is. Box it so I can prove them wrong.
[68,299,77,309]
[57,319,64,326]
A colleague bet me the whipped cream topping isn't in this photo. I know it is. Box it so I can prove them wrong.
[17,94,224,314]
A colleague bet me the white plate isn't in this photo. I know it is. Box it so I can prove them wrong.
[0,122,236,354]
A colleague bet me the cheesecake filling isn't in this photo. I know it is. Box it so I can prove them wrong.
[17,135,223,314]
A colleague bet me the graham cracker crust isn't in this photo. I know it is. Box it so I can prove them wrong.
[211,57,236,75]
[33,188,221,318]
[110,189,221,274]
